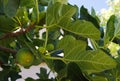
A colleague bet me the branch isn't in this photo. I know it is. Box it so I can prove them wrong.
[0,23,35,40]
[0,24,35,54]
[0,45,17,54]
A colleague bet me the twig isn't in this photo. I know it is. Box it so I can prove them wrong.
[0,24,35,54]
[0,23,35,40]
[0,45,17,54]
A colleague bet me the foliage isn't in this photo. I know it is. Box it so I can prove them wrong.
[0,0,120,81]
[99,0,120,26]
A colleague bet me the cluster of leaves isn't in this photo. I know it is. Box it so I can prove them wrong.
[0,0,120,81]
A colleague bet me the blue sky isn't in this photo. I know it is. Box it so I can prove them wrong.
[68,0,108,12]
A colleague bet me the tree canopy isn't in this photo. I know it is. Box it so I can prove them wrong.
[0,0,120,81]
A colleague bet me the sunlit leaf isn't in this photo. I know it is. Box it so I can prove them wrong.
[46,2,62,25]
[66,50,116,73]
[59,20,100,39]
[57,36,117,73]
[57,35,87,55]
[46,2,76,25]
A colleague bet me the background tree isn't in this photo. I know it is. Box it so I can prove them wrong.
[99,0,120,26]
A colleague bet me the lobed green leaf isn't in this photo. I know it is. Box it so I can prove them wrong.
[104,15,115,44]
[65,50,117,73]
[58,20,101,39]
[57,36,117,73]
[57,35,87,55]
[80,6,100,29]
[46,2,76,25]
